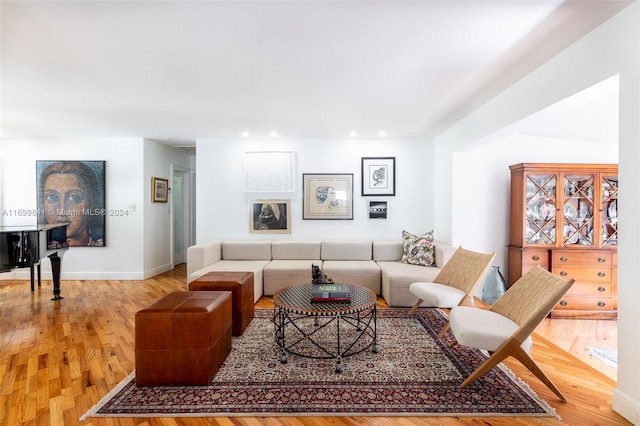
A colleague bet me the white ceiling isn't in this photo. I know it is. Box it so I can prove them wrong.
[0,1,630,149]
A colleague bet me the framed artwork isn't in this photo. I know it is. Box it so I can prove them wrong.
[361,157,395,196]
[369,201,388,219]
[303,173,353,220]
[249,199,291,234]
[243,151,296,192]
[152,177,169,203]
[36,160,106,247]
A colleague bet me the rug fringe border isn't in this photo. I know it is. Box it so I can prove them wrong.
[80,370,136,421]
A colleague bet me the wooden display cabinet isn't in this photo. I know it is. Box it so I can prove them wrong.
[508,163,618,319]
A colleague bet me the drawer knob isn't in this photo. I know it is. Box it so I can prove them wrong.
[559,300,568,306]
[598,257,606,263]
[598,271,606,278]
[598,286,606,292]
[598,301,606,307]
[532,255,540,261]
[560,271,568,276]
[560,256,568,262]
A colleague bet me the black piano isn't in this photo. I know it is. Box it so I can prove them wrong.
[0,224,69,300]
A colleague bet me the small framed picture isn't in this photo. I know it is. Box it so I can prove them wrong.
[152,177,169,203]
[250,200,291,234]
[369,201,388,219]
[361,157,395,196]
[303,173,353,220]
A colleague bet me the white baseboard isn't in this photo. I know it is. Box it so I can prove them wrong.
[613,388,640,425]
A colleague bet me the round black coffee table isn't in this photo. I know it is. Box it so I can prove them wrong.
[272,282,378,372]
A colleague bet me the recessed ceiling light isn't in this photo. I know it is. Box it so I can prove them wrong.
[270,131,278,137]
[349,131,358,137]
[378,131,387,137]
[242,131,250,137]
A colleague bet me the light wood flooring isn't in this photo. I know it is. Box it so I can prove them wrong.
[0,265,628,425]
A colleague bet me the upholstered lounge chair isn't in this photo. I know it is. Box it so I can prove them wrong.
[448,265,575,401]
[408,247,495,334]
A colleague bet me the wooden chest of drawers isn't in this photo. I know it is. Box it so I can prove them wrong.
[549,249,617,319]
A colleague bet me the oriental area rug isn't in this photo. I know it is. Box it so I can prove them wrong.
[82,308,557,419]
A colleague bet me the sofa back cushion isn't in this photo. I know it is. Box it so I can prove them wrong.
[373,240,404,261]
[321,240,372,261]
[271,240,321,260]
[222,241,272,260]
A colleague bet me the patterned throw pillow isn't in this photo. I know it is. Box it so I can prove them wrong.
[400,230,435,266]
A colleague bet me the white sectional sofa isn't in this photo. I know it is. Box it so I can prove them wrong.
[186,239,457,307]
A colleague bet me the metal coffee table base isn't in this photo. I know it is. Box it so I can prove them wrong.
[274,306,378,373]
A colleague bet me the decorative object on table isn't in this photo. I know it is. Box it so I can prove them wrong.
[481,265,507,305]
[369,201,387,219]
[302,173,353,220]
[249,199,291,234]
[81,309,557,419]
[151,177,169,203]
[311,283,351,303]
[36,160,106,247]
[243,151,296,192]
[311,263,334,284]
[361,157,395,196]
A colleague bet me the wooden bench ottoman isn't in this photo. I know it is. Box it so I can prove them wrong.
[189,271,254,336]
[135,291,232,386]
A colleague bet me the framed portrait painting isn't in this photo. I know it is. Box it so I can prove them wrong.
[303,173,353,220]
[361,157,395,196]
[249,200,291,234]
[36,160,106,247]
[152,177,169,203]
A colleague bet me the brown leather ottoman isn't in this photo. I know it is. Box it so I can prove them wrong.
[135,291,232,386]
[189,271,254,336]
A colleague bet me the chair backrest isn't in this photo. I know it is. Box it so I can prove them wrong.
[491,265,574,344]
[432,247,496,295]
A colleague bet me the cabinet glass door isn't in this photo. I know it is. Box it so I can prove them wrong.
[563,174,594,246]
[601,175,618,246]
[525,174,556,244]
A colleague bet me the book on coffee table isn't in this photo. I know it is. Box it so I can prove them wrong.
[311,283,351,302]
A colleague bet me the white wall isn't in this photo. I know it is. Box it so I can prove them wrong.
[434,3,639,423]
[0,138,146,279]
[195,137,435,243]
[142,139,193,278]
[452,136,618,272]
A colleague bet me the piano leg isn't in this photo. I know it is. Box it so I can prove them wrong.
[37,263,41,288]
[49,253,64,301]
[30,265,35,292]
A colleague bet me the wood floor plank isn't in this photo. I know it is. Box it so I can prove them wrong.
[0,265,630,425]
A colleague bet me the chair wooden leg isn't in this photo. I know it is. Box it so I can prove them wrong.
[407,299,423,315]
[511,346,568,402]
[438,321,451,337]
[460,339,519,388]
[460,338,568,402]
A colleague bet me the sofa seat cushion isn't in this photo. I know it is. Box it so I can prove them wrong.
[408,281,465,308]
[201,260,270,303]
[263,260,319,295]
[378,261,441,307]
[322,260,380,295]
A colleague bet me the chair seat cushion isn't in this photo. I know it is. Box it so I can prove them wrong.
[449,306,532,353]
[409,282,465,308]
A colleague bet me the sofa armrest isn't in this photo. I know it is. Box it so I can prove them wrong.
[187,241,222,277]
